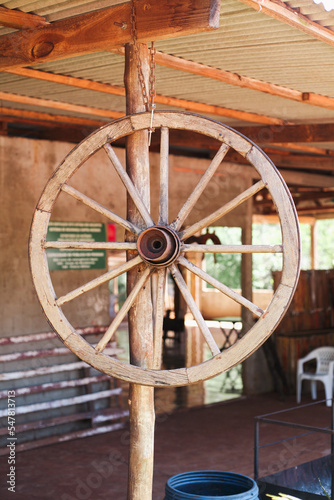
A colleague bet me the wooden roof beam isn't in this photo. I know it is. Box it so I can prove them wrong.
[112,47,334,112]
[0,91,123,121]
[7,50,334,118]
[270,143,334,156]
[151,50,334,112]
[238,0,334,47]
[227,150,334,172]
[1,109,334,187]
[0,72,284,125]
[0,106,104,128]
[237,123,334,144]
[0,6,48,30]
[0,0,220,70]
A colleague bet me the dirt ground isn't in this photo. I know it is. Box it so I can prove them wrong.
[0,392,331,500]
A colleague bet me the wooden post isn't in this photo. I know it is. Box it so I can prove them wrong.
[310,220,318,270]
[241,196,254,332]
[241,195,256,394]
[124,43,155,500]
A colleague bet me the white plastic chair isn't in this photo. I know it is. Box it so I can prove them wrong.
[297,347,334,407]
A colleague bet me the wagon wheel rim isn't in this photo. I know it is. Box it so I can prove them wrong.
[29,111,300,387]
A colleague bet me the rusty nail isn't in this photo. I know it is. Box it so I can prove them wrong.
[114,21,127,29]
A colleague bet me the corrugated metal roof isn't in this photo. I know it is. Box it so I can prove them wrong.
[0,0,334,134]
[284,0,334,29]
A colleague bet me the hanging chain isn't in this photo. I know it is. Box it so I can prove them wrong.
[149,42,156,111]
[130,0,156,144]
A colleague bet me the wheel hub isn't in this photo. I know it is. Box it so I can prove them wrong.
[137,226,181,266]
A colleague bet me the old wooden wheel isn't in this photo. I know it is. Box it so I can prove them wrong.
[29,111,300,387]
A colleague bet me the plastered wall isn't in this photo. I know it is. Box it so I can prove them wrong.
[1,135,253,338]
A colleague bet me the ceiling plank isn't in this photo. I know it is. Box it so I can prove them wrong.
[0,0,220,70]
[238,0,334,48]
[0,91,123,120]
[0,6,48,29]
[3,68,284,125]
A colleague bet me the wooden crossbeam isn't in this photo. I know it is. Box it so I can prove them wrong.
[256,190,334,206]
[238,0,334,48]
[0,0,220,70]
[237,123,334,144]
[271,143,334,156]
[227,150,334,173]
[1,108,333,188]
[0,107,334,154]
[0,6,48,29]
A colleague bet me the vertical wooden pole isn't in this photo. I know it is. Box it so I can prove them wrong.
[241,197,254,332]
[241,196,256,394]
[125,43,155,500]
[310,220,318,270]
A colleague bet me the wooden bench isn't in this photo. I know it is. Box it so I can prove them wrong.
[0,326,128,455]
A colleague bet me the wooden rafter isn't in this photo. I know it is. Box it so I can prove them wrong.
[152,50,334,112]
[0,73,284,125]
[8,47,334,119]
[238,0,334,47]
[0,91,123,120]
[0,106,104,128]
[0,6,48,29]
[0,0,220,70]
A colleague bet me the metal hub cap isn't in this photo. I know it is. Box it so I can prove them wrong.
[137,226,180,266]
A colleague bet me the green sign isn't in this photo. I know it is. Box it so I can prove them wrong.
[47,222,106,271]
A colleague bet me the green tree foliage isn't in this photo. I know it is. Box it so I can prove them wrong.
[204,227,242,289]
[316,219,334,269]
[204,222,317,291]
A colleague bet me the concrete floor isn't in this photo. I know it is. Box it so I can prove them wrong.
[0,392,332,500]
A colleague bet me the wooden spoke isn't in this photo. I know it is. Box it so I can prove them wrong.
[182,244,283,254]
[62,184,141,235]
[170,264,220,356]
[179,180,265,241]
[178,256,263,318]
[56,255,142,307]
[159,127,169,225]
[153,269,167,369]
[104,143,154,228]
[172,143,230,231]
[95,266,152,353]
[45,241,137,250]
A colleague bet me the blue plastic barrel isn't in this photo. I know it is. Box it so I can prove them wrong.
[165,471,259,500]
